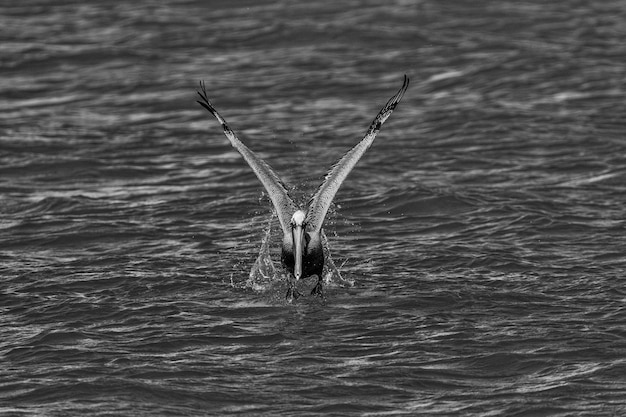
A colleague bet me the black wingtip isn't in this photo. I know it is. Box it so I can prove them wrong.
[196,80,217,114]
[384,74,409,109]
[197,80,206,99]
[400,74,410,94]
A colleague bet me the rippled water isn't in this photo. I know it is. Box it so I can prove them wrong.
[2,0,626,415]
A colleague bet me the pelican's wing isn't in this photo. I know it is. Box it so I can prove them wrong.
[305,75,409,232]
[197,81,298,234]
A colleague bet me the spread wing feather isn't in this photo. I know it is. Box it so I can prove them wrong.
[305,75,409,232]
[197,81,298,234]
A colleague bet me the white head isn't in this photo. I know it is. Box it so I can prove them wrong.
[291,210,306,227]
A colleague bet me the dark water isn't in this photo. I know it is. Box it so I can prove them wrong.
[2,0,626,415]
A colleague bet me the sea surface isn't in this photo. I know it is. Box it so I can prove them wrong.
[1,0,626,415]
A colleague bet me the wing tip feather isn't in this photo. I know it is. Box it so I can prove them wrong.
[196,80,219,116]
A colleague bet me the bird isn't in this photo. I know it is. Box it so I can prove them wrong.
[197,75,409,302]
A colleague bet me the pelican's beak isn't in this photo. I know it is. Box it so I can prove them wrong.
[292,224,304,280]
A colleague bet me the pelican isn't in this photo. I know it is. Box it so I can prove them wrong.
[197,75,409,301]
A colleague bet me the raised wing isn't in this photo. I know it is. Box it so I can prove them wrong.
[197,81,298,234]
[305,75,409,232]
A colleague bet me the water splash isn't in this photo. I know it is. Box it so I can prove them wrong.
[245,213,280,291]
[321,229,354,288]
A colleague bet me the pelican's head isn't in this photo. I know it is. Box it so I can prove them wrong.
[290,210,306,280]
[291,210,306,227]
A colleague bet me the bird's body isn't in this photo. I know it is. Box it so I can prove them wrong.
[197,76,409,301]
